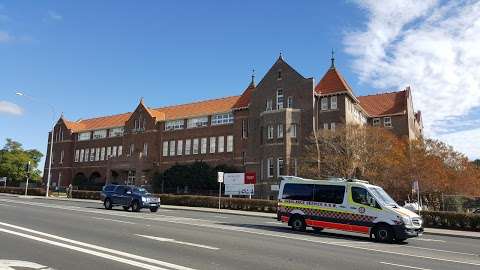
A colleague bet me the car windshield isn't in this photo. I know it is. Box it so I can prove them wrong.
[369,187,397,206]
[133,187,150,195]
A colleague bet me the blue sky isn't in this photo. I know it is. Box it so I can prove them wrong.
[1,0,479,170]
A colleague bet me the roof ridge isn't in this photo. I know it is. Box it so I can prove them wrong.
[151,95,240,111]
[76,112,132,123]
[358,89,407,98]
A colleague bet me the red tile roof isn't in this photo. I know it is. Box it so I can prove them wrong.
[232,83,255,109]
[63,96,241,132]
[358,90,407,116]
[315,68,354,95]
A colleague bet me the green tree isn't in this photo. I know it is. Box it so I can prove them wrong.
[0,138,43,185]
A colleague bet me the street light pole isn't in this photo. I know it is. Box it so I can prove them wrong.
[16,92,56,197]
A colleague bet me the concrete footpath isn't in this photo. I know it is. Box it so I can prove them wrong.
[5,193,480,239]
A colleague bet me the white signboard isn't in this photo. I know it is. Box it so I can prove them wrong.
[217,172,224,183]
[224,184,254,196]
[223,173,245,185]
[271,184,279,191]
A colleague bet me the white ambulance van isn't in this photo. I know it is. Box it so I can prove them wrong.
[277,176,423,242]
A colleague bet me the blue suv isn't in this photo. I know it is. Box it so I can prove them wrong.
[101,185,160,212]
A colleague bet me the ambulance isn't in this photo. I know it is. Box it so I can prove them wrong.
[277,176,423,243]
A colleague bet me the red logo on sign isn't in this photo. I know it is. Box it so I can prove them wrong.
[245,172,256,184]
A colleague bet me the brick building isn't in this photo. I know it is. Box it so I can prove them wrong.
[44,55,422,198]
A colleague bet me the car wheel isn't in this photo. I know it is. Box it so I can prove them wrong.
[122,206,130,211]
[104,198,112,210]
[290,216,306,232]
[150,207,158,213]
[374,225,394,243]
[131,200,141,212]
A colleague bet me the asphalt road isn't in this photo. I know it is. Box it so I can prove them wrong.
[0,195,479,270]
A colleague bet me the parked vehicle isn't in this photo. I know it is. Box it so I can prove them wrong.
[100,185,160,212]
[277,176,423,243]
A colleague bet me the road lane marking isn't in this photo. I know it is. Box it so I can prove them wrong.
[0,260,55,269]
[0,221,196,270]
[92,217,136,224]
[136,234,219,250]
[379,261,432,270]
[404,246,478,256]
[412,238,446,243]
[3,198,480,267]
[0,227,174,270]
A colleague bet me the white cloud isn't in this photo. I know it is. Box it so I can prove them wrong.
[437,128,480,160]
[47,10,62,21]
[345,0,480,158]
[0,101,23,116]
[0,30,12,42]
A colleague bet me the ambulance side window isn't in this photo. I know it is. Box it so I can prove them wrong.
[351,187,380,208]
[282,184,314,201]
[314,185,345,204]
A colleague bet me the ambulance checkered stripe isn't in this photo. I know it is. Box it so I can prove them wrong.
[279,206,376,223]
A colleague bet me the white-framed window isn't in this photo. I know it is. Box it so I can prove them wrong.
[277,124,283,138]
[267,158,274,178]
[100,147,105,161]
[177,140,183,156]
[212,112,234,125]
[78,132,91,141]
[290,124,297,138]
[187,116,208,128]
[84,148,90,162]
[267,125,274,139]
[143,143,148,157]
[74,149,79,162]
[276,88,284,109]
[330,122,336,131]
[118,145,122,157]
[60,150,64,164]
[106,146,112,159]
[80,149,84,162]
[112,146,117,158]
[165,120,184,130]
[169,140,176,156]
[162,141,168,157]
[277,158,284,176]
[185,139,191,155]
[218,136,224,153]
[373,118,380,126]
[242,119,248,139]
[330,96,337,110]
[287,96,293,108]
[266,99,273,111]
[321,98,328,110]
[200,138,207,154]
[193,138,199,154]
[384,117,392,127]
[95,148,100,161]
[109,127,124,137]
[93,129,107,139]
[323,122,328,129]
[227,135,234,152]
[209,137,216,153]
[90,148,95,161]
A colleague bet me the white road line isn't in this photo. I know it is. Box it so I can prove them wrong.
[0,260,55,269]
[136,234,219,250]
[412,238,446,243]
[92,217,136,224]
[3,198,480,267]
[0,227,172,270]
[0,221,197,270]
[405,245,478,256]
[379,261,432,270]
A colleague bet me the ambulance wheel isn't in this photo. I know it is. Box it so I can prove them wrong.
[312,227,324,233]
[374,225,394,243]
[290,216,306,232]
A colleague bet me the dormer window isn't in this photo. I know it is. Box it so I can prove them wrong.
[384,117,392,127]
[373,118,380,126]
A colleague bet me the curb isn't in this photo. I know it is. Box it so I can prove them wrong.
[423,230,480,239]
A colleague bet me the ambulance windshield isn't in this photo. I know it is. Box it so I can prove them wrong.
[369,187,397,206]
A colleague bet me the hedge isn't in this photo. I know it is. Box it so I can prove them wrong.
[420,211,480,231]
[0,187,45,196]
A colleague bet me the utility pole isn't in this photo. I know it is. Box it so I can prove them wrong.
[24,161,31,197]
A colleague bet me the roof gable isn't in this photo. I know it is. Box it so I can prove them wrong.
[315,67,355,96]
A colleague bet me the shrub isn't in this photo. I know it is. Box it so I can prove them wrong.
[0,187,45,196]
[421,211,480,231]
[71,190,101,200]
